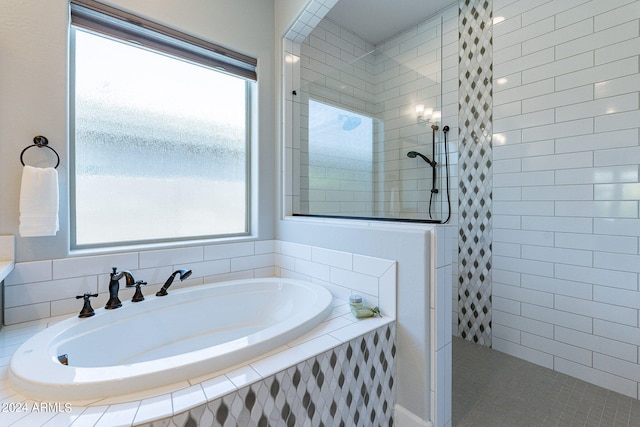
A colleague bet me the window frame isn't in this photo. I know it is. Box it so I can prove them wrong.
[69,3,255,250]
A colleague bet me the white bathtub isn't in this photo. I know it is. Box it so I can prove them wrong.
[9,278,333,401]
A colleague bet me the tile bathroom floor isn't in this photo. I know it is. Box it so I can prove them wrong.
[452,336,640,427]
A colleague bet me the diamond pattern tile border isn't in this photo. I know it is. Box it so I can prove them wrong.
[139,323,396,427]
[458,0,493,346]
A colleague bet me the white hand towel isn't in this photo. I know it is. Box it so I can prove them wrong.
[19,165,59,237]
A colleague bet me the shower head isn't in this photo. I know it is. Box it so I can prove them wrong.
[407,151,436,168]
[176,269,192,280]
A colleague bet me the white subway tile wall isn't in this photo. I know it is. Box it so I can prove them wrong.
[492,0,640,398]
[296,18,376,217]
[3,240,396,325]
[284,0,339,44]
[374,12,455,221]
[433,224,455,427]
[292,6,459,221]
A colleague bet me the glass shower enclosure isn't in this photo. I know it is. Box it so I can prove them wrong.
[290,16,450,223]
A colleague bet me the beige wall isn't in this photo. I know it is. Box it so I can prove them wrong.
[275,0,310,37]
[0,0,276,261]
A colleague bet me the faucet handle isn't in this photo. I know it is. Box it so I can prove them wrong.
[75,292,99,318]
[126,279,144,288]
[130,280,147,302]
[76,292,99,298]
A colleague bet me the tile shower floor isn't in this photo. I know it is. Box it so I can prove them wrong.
[452,337,640,427]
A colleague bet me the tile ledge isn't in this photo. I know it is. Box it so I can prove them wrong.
[0,235,15,282]
[0,261,15,283]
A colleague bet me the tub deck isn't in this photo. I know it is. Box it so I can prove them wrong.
[0,297,393,426]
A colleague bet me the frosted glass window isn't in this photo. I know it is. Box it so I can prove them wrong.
[71,29,250,247]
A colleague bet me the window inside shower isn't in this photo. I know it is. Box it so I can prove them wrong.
[304,100,374,216]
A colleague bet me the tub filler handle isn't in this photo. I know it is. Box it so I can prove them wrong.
[128,280,147,302]
[75,292,99,318]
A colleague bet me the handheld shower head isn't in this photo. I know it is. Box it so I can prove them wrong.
[177,269,192,280]
[407,151,436,168]
[156,269,193,296]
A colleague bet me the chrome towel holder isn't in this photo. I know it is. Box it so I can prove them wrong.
[20,135,60,169]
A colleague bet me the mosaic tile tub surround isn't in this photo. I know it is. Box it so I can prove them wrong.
[147,323,396,427]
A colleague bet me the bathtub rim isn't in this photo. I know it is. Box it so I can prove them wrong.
[8,277,333,402]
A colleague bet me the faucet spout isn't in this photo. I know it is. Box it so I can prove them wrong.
[105,267,135,309]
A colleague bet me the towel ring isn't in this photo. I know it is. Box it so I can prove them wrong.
[20,136,60,169]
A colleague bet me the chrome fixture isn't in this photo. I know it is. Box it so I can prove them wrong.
[75,292,98,317]
[156,269,192,296]
[105,267,135,309]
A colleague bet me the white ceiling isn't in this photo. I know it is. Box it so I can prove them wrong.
[326,0,455,45]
